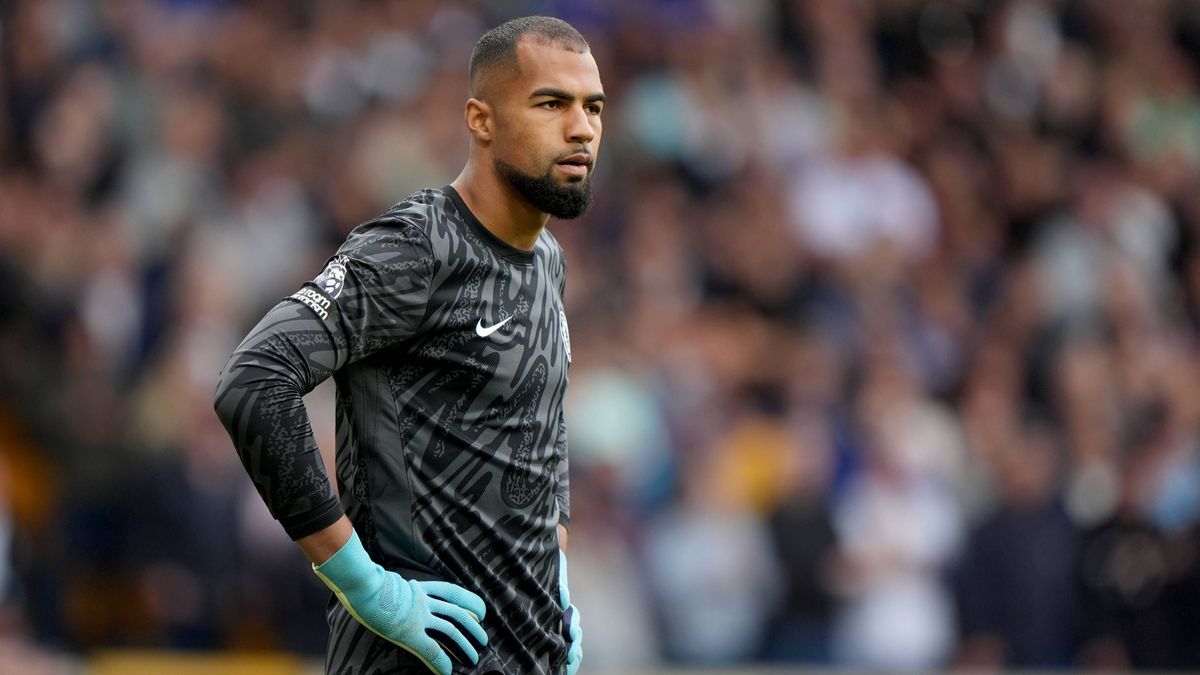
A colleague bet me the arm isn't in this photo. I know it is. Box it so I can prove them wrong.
[554,410,571,535]
[214,222,433,539]
[553,411,582,674]
[212,295,348,541]
[213,222,486,675]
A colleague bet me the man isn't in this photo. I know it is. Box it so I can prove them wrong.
[213,15,600,674]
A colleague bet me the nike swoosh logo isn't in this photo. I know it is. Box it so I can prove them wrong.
[475,316,513,338]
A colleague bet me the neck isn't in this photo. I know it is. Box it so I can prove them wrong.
[451,161,549,251]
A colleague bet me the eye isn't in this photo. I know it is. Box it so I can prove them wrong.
[539,100,562,110]
[586,103,603,115]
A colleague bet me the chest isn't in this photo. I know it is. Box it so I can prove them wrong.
[410,254,570,403]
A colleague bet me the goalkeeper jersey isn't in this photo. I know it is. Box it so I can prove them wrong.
[214,186,572,674]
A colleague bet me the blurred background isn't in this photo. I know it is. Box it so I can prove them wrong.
[2,0,1200,673]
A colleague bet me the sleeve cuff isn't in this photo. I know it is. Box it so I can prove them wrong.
[281,497,345,541]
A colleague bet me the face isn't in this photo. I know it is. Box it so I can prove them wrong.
[487,38,605,219]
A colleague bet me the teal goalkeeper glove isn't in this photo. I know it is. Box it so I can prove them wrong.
[559,549,582,674]
[313,530,488,675]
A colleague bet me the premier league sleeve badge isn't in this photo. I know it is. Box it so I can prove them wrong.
[314,255,349,299]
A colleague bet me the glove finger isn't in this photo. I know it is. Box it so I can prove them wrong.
[405,634,453,675]
[567,604,582,643]
[428,616,481,666]
[567,641,582,673]
[429,598,489,646]
[418,581,487,620]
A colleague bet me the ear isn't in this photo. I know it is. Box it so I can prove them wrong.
[465,98,494,143]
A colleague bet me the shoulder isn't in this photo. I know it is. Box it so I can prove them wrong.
[336,189,446,266]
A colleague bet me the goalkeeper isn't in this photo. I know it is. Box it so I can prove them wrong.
[214,15,597,674]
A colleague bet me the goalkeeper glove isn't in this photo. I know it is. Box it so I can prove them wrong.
[314,530,488,675]
[559,549,583,674]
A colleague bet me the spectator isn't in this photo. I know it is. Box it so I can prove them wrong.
[956,424,1082,668]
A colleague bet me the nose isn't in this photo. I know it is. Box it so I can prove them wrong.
[565,104,594,145]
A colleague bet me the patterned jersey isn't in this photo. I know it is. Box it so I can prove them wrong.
[213,186,572,674]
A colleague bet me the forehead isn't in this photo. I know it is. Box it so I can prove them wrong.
[510,38,603,96]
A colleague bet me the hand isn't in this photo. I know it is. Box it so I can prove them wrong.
[313,530,488,675]
[558,549,582,674]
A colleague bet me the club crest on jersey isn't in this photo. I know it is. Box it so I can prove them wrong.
[559,308,572,364]
[314,255,349,299]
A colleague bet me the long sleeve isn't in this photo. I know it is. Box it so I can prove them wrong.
[553,246,570,528]
[554,410,570,527]
[213,218,434,540]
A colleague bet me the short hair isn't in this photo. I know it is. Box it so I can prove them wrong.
[469,16,589,96]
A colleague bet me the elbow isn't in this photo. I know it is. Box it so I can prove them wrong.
[213,348,270,428]
[212,348,305,428]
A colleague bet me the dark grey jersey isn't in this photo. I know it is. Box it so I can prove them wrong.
[214,186,571,674]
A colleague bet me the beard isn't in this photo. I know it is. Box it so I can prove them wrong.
[495,157,593,219]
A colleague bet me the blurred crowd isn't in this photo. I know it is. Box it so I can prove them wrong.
[3,0,1200,672]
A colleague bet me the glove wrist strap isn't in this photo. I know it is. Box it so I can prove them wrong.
[314,529,379,595]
